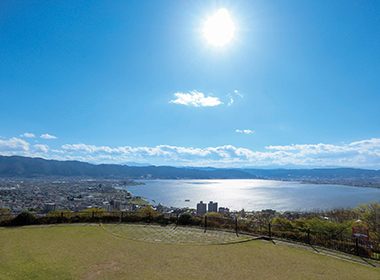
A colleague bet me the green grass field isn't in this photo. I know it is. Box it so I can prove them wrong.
[0,224,379,279]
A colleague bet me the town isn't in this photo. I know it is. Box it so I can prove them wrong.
[0,177,148,214]
[0,177,321,222]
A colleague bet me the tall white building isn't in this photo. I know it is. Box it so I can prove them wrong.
[208,201,218,213]
[197,201,207,214]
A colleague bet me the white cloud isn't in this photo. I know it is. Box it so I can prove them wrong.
[227,94,234,106]
[236,129,254,134]
[51,149,66,154]
[54,138,380,168]
[34,144,49,153]
[0,137,30,153]
[234,90,243,98]
[169,90,222,107]
[20,133,35,138]
[40,134,57,139]
[6,134,380,168]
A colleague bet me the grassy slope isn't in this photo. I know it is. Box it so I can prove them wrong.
[0,225,379,279]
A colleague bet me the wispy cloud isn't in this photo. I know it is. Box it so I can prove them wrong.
[234,90,243,98]
[20,133,35,138]
[170,90,222,107]
[40,134,57,139]
[227,94,234,106]
[236,129,254,134]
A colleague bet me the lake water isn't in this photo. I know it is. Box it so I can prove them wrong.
[122,179,380,212]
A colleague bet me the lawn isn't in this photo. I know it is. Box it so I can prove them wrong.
[0,224,379,279]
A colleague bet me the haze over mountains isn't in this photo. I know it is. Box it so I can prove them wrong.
[1,156,380,187]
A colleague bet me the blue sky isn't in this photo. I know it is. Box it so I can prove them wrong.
[1,0,380,168]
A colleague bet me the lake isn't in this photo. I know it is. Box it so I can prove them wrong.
[121,179,380,212]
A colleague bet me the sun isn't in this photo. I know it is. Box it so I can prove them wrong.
[203,8,235,47]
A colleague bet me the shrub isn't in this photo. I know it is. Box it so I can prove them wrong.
[13,211,36,225]
[178,213,192,225]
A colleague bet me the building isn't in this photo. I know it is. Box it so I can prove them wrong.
[196,201,207,214]
[102,202,111,212]
[44,203,56,212]
[120,203,133,211]
[208,201,218,213]
[262,209,276,218]
[219,207,229,215]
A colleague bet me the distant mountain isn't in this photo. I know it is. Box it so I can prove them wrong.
[241,168,380,179]
[119,162,153,167]
[0,156,257,179]
[1,156,379,183]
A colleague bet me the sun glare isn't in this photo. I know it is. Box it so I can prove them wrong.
[203,8,235,47]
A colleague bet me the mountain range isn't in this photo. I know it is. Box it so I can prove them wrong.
[0,155,256,179]
[1,155,380,184]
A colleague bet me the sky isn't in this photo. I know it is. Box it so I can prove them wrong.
[1,0,380,169]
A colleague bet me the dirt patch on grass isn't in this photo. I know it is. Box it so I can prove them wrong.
[82,260,122,280]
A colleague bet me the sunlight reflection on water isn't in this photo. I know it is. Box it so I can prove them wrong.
[122,179,380,212]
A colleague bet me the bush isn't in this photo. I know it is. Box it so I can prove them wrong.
[13,211,36,225]
[178,213,192,225]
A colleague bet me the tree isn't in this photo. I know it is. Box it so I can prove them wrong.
[205,212,224,218]
[356,201,380,240]
[303,217,352,235]
[178,213,192,225]
[0,207,12,222]
[46,209,72,217]
[323,207,357,223]
[139,205,158,218]
[79,207,107,217]
[13,211,36,225]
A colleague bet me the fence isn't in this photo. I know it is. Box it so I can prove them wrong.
[1,210,379,260]
[205,215,380,260]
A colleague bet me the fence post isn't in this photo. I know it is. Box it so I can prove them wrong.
[92,211,95,218]
[120,211,123,223]
[355,238,359,256]
[149,212,151,223]
[268,222,271,238]
[204,215,207,233]
[235,216,239,237]
[61,211,63,218]
[307,228,310,244]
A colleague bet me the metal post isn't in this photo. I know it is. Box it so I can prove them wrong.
[355,238,359,256]
[204,215,207,233]
[269,222,271,238]
[92,211,95,218]
[307,228,310,244]
[235,216,239,237]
